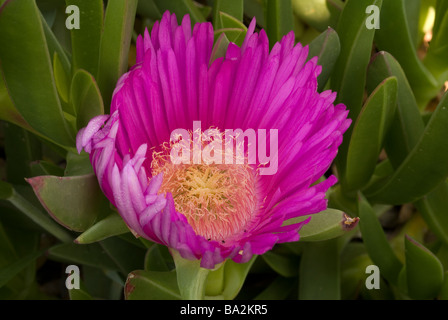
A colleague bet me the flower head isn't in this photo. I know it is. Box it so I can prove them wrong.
[77,11,351,269]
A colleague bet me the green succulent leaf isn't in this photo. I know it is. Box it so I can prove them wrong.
[405,235,444,300]
[307,27,340,92]
[211,33,231,62]
[244,0,266,28]
[213,0,244,29]
[219,256,256,300]
[144,244,174,272]
[97,0,138,111]
[70,69,104,130]
[64,151,94,176]
[214,12,247,45]
[30,161,65,177]
[136,0,162,20]
[27,174,110,232]
[0,0,75,147]
[415,182,448,247]
[0,181,72,243]
[284,208,359,242]
[68,280,94,300]
[0,247,44,289]
[331,0,382,180]
[124,270,181,300]
[254,276,295,300]
[152,0,205,24]
[358,193,402,285]
[439,272,448,300]
[367,51,425,169]
[292,0,339,32]
[3,122,42,185]
[99,236,147,275]
[265,0,295,46]
[424,8,448,84]
[75,213,130,244]
[375,0,439,108]
[48,242,119,270]
[345,77,398,191]
[172,249,209,300]
[299,239,340,300]
[262,251,299,278]
[53,52,70,104]
[66,0,103,77]
[364,90,448,204]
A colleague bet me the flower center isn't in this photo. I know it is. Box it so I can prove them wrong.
[150,132,257,243]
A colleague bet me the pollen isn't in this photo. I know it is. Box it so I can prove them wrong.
[150,130,258,243]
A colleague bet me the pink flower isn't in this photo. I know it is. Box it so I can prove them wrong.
[77,11,351,269]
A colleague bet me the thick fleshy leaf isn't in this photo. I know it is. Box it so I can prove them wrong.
[0,73,34,132]
[3,122,42,185]
[365,91,448,204]
[424,8,448,85]
[70,69,104,130]
[345,77,398,191]
[262,251,299,278]
[153,0,205,24]
[211,33,231,62]
[0,0,75,147]
[144,244,174,272]
[219,256,256,300]
[403,0,421,48]
[375,0,439,108]
[292,0,340,32]
[99,236,147,275]
[0,245,44,288]
[124,270,181,300]
[48,242,119,270]
[75,213,130,244]
[64,151,94,176]
[415,182,448,247]
[299,239,340,300]
[284,208,359,242]
[0,222,41,298]
[40,10,71,77]
[254,276,295,300]
[244,0,266,28]
[97,0,138,110]
[66,0,103,76]
[0,181,73,243]
[265,0,294,46]
[214,28,246,47]
[367,52,425,169]
[27,174,110,232]
[214,12,247,45]
[53,52,70,104]
[136,0,162,20]
[213,0,243,29]
[405,235,444,300]
[358,193,402,284]
[69,280,93,300]
[307,27,340,91]
[172,249,209,300]
[30,161,65,177]
[82,266,123,300]
[440,272,448,300]
[331,0,382,179]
